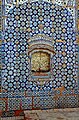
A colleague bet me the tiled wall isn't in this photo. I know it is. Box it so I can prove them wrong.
[0,0,79,112]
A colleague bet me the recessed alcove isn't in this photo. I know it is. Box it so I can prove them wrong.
[31,51,50,76]
[28,42,55,79]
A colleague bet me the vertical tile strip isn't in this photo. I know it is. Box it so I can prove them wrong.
[78,1,79,88]
[0,0,2,92]
[77,0,79,87]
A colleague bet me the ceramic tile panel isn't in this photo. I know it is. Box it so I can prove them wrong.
[0,0,79,111]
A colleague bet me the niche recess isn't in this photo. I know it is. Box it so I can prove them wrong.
[28,42,55,79]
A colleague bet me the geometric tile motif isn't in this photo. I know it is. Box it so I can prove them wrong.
[33,96,56,109]
[57,96,79,108]
[56,96,65,108]
[0,0,79,111]
[7,91,25,98]
[0,100,6,111]
[63,96,79,108]
[0,94,79,111]
[1,1,78,91]
[1,111,15,117]
[21,97,32,110]
[8,98,21,111]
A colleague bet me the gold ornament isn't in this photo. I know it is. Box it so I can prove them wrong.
[62,28,66,33]
[27,28,31,32]
[39,16,43,21]
[62,51,66,56]
[0,40,2,45]
[15,15,19,20]
[51,28,55,32]
[38,24,44,30]
[51,4,55,9]
[76,36,79,44]
[51,17,54,21]
[62,63,66,68]
[56,40,65,43]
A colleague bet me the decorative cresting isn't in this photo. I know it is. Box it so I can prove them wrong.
[28,44,55,55]
[28,34,55,55]
[28,34,55,44]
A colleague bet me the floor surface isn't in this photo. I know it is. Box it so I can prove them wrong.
[1,108,79,120]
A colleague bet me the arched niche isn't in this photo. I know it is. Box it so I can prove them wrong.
[28,41,55,79]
